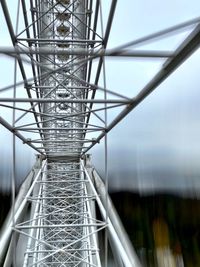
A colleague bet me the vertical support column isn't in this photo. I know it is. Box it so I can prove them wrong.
[39,0,87,158]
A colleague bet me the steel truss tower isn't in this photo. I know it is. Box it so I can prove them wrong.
[5,0,104,266]
[24,1,102,265]
[1,0,200,266]
[0,0,141,266]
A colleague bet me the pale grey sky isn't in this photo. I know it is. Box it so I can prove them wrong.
[1,0,200,193]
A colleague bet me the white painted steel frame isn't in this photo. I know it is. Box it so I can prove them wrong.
[17,160,104,267]
[1,1,200,267]
[0,0,107,266]
[82,160,142,267]
[16,1,104,266]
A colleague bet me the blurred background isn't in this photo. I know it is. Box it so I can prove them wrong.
[0,0,200,266]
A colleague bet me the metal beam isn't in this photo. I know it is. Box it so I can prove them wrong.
[15,223,105,229]
[82,162,142,267]
[17,38,102,44]
[85,0,118,128]
[91,166,142,267]
[0,98,129,104]
[0,46,173,58]
[0,160,46,265]
[1,0,26,81]
[15,127,104,131]
[83,23,200,154]
[0,116,43,154]
[86,0,100,85]
[1,0,45,141]
[112,16,200,51]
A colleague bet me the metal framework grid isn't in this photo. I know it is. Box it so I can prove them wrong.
[1,0,108,266]
[0,0,200,266]
[18,160,104,266]
[11,0,105,266]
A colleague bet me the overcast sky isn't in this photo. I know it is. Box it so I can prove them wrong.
[1,1,200,193]
[91,0,200,193]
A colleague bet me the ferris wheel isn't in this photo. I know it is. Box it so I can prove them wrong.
[0,0,200,266]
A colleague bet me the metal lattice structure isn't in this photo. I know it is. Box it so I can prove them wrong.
[0,0,200,266]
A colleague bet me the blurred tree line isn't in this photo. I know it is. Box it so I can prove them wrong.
[0,192,11,228]
[111,192,200,267]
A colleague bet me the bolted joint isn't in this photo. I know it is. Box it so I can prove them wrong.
[23,138,31,144]
[25,83,32,90]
